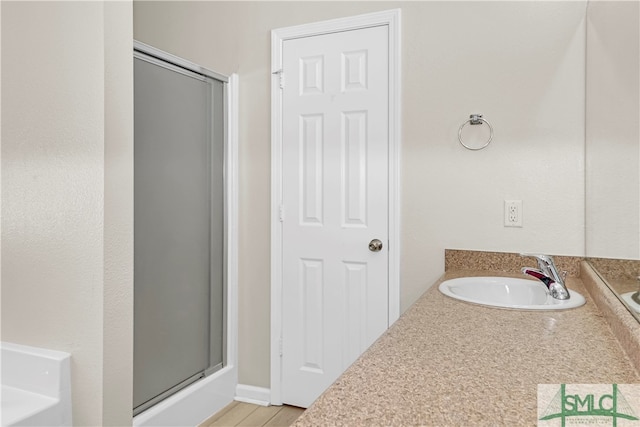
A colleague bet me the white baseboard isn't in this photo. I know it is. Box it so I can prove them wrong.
[235,384,271,407]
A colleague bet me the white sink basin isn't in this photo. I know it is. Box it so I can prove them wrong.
[438,276,586,310]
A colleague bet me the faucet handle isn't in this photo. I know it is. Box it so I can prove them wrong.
[520,253,557,281]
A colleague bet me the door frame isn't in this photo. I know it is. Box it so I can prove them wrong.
[270,9,402,406]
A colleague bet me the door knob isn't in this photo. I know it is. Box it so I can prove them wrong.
[369,239,383,252]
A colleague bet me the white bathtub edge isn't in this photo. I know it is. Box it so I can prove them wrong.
[0,341,72,427]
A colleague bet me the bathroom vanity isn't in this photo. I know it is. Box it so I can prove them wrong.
[293,253,640,426]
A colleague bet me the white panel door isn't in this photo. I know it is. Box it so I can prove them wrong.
[281,25,389,408]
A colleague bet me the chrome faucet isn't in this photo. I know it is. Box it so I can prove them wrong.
[520,253,570,300]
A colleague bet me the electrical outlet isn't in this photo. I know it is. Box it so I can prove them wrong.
[504,200,523,227]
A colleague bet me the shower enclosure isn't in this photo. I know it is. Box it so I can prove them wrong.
[133,42,228,416]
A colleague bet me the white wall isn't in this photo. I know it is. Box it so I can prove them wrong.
[134,1,587,391]
[1,2,134,425]
[585,1,640,259]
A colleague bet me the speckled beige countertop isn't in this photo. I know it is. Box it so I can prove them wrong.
[293,270,640,427]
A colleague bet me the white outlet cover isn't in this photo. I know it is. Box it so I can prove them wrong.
[504,200,523,227]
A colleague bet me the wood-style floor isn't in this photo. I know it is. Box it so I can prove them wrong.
[199,401,305,427]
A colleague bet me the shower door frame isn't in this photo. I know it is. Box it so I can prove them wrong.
[132,40,239,421]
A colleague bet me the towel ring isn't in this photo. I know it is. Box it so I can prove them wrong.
[458,114,493,151]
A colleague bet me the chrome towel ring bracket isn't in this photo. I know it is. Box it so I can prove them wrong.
[458,114,494,151]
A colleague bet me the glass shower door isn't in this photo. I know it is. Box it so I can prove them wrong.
[133,48,225,415]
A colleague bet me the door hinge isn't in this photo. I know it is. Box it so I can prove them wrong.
[279,204,285,222]
[279,338,283,357]
[272,69,284,89]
